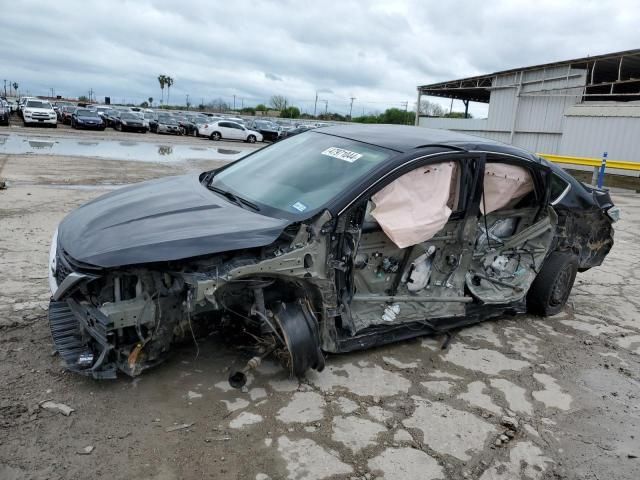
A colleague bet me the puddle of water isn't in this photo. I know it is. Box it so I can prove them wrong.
[0,133,244,162]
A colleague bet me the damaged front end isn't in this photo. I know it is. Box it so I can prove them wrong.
[48,213,333,381]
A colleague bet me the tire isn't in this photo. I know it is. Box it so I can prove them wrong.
[210,132,221,141]
[71,120,76,129]
[527,251,578,316]
[247,134,256,143]
[23,121,28,127]
[53,123,57,128]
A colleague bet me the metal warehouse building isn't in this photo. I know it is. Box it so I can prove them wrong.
[416,49,640,168]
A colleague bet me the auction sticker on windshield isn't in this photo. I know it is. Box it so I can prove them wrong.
[321,147,363,163]
[291,201,308,212]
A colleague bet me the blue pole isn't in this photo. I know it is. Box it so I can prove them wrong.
[597,152,608,188]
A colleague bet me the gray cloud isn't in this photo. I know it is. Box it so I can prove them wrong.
[1,0,637,116]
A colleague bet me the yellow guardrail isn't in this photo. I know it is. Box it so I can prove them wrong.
[538,153,640,172]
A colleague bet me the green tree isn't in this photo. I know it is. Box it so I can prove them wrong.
[444,111,473,118]
[240,107,256,115]
[148,97,153,106]
[255,104,268,112]
[139,101,149,108]
[12,82,18,95]
[78,95,89,102]
[280,106,300,118]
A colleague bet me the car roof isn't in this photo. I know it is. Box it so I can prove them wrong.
[315,124,541,162]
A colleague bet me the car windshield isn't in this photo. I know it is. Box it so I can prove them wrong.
[120,113,138,120]
[159,116,177,124]
[26,100,52,109]
[210,132,394,216]
[76,109,99,117]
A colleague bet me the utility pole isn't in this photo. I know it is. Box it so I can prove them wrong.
[401,101,409,124]
[241,98,244,109]
[3,80,6,97]
[233,94,236,110]
[313,91,318,117]
[185,94,190,110]
[349,96,356,120]
[323,100,328,116]
[88,88,94,103]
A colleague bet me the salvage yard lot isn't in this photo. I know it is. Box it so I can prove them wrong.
[1,130,639,480]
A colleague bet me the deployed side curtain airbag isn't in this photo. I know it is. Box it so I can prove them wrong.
[370,162,455,248]
[481,163,533,214]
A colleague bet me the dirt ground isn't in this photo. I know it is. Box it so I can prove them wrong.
[1,129,639,480]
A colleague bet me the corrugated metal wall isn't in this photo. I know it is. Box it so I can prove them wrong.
[560,116,640,161]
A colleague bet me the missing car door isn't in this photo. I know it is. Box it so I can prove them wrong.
[340,155,482,333]
[466,158,557,304]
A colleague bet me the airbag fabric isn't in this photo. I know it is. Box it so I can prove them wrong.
[371,162,455,248]
[482,163,533,214]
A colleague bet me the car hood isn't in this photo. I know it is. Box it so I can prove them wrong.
[77,115,101,121]
[58,174,290,268]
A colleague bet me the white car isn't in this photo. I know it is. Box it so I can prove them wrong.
[198,120,263,143]
[23,99,57,127]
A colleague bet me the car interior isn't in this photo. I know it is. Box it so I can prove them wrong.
[342,154,556,334]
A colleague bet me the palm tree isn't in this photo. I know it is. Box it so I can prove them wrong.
[165,77,174,105]
[12,82,18,96]
[158,75,166,104]
[148,97,153,107]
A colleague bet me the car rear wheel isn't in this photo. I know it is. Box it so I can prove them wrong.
[210,132,221,141]
[247,134,256,143]
[527,251,578,316]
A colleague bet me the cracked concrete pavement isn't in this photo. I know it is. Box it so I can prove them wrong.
[1,130,639,479]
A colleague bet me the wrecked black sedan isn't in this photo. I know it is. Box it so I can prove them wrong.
[48,125,617,382]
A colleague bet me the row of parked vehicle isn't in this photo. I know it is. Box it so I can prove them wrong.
[2,96,329,143]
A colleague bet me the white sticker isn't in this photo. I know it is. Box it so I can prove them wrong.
[291,201,308,212]
[321,147,363,163]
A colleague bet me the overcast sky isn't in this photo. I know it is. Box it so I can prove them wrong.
[1,0,638,116]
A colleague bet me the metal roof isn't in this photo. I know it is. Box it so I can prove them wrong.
[418,48,640,103]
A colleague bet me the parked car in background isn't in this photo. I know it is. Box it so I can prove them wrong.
[103,110,121,128]
[71,108,106,130]
[191,116,211,136]
[23,99,57,127]
[0,100,10,126]
[7,99,18,113]
[198,120,262,143]
[248,119,281,141]
[17,97,35,118]
[143,112,155,130]
[113,112,146,132]
[175,115,197,135]
[282,125,313,139]
[59,105,77,124]
[156,116,182,135]
[53,101,74,117]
